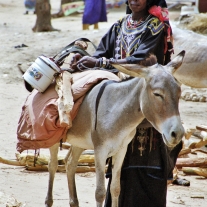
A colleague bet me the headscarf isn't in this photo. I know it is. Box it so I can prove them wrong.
[125,0,173,64]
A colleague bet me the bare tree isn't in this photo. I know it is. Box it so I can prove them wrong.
[32,0,59,32]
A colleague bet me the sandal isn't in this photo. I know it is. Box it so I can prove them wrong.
[172,178,190,186]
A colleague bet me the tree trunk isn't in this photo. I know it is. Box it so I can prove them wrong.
[32,0,59,32]
[52,0,74,18]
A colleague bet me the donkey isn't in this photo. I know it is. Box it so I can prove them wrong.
[172,25,207,88]
[45,51,185,207]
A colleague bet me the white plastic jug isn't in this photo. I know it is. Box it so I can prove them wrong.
[23,56,61,92]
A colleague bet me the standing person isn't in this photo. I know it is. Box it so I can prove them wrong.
[82,0,107,30]
[24,0,36,14]
[70,1,182,206]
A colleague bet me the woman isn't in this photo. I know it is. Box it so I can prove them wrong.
[71,1,182,206]
[24,0,36,14]
[72,0,173,69]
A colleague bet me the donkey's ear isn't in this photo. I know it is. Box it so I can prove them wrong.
[111,63,150,78]
[111,54,158,77]
[166,50,185,74]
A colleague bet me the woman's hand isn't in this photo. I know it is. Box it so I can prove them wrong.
[70,54,98,71]
[76,56,98,71]
[70,53,83,71]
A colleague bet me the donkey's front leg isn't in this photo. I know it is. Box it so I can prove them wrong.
[45,143,59,207]
[94,148,108,207]
[65,145,84,207]
[110,146,128,207]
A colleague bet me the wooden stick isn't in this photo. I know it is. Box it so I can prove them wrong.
[76,166,96,173]
[184,128,195,140]
[182,167,207,177]
[1,153,95,168]
[188,140,207,149]
[0,157,24,166]
[26,165,48,171]
[196,125,207,132]
[193,130,207,140]
[26,165,96,173]
[195,140,207,148]
[178,148,191,157]
[176,157,207,168]
[78,154,94,163]
[191,149,207,155]
[62,143,71,149]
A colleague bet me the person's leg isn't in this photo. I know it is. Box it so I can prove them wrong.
[82,24,89,30]
[94,23,99,29]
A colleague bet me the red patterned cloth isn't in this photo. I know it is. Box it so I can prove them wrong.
[148,5,173,55]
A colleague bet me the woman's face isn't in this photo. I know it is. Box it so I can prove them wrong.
[128,0,147,13]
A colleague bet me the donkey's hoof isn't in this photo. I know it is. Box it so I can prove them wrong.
[45,199,53,207]
[69,199,79,207]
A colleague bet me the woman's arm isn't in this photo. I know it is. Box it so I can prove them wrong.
[70,22,120,71]
[92,23,119,59]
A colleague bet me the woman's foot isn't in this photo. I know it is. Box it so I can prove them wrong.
[172,178,190,186]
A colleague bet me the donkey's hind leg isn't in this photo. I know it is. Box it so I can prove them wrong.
[45,143,59,207]
[65,145,84,207]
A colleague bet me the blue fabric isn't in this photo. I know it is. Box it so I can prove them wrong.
[83,0,107,24]
[24,0,36,9]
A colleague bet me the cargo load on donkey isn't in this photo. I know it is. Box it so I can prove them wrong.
[17,38,120,153]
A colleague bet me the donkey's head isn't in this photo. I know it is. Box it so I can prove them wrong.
[112,51,185,148]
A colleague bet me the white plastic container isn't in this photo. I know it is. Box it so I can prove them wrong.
[23,56,61,92]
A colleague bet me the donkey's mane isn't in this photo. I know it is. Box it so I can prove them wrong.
[139,54,157,66]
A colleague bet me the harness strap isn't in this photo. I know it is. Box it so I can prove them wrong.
[56,37,97,55]
[54,38,98,66]
[55,45,91,66]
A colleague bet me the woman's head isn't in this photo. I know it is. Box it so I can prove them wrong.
[126,0,167,12]
[127,0,148,13]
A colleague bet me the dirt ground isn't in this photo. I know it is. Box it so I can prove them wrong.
[0,0,207,206]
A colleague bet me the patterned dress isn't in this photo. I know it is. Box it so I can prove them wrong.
[93,14,166,65]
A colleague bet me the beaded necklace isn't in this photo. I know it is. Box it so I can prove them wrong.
[128,14,149,28]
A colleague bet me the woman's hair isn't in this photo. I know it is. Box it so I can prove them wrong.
[146,0,156,10]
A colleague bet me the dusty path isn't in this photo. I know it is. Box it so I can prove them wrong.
[0,1,207,206]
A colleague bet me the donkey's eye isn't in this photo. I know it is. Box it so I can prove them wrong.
[153,93,163,99]
[153,93,160,96]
